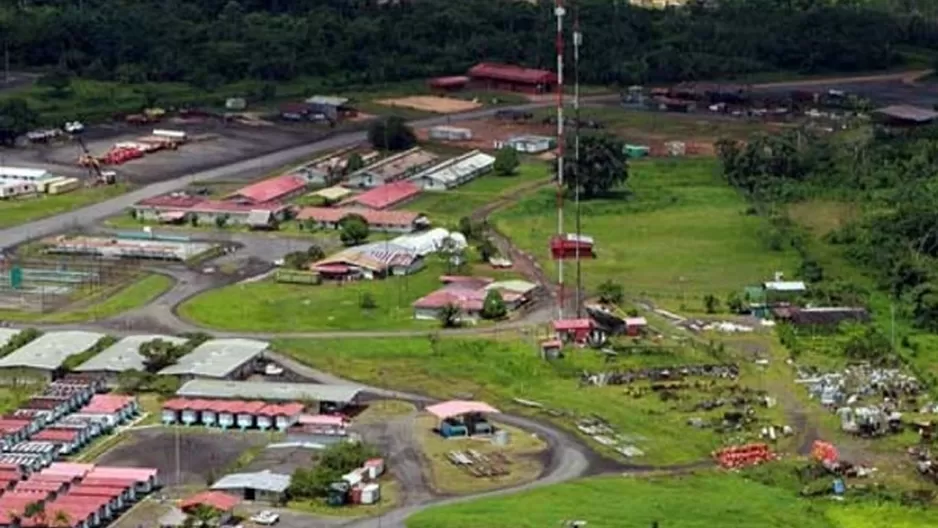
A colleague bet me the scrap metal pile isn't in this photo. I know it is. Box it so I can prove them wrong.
[576,417,645,458]
[581,363,739,386]
[796,364,922,438]
[446,449,510,478]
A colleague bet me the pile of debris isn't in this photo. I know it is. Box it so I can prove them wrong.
[682,320,754,333]
[812,440,876,478]
[581,363,739,386]
[447,450,510,478]
[796,364,921,407]
[909,445,938,484]
[576,417,645,458]
[713,443,776,469]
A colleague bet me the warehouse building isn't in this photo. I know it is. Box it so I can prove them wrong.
[345,148,438,189]
[227,174,308,205]
[175,379,361,412]
[158,339,268,381]
[0,331,105,382]
[312,241,424,280]
[296,207,427,233]
[340,180,422,210]
[467,62,557,94]
[494,134,555,154]
[132,195,290,227]
[211,470,291,503]
[409,150,495,191]
[0,166,57,183]
[74,334,187,385]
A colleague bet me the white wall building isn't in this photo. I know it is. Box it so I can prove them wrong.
[494,135,555,154]
[409,150,495,191]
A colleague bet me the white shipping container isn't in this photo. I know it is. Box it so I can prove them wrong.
[153,129,187,141]
[361,483,380,505]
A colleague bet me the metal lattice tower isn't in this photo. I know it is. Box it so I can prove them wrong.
[555,0,566,319]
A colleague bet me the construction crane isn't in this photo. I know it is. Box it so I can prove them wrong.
[75,136,116,185]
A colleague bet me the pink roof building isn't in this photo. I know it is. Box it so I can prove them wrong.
[86,466,158,483]
[228,174,307,204]
[43,463,95,478]
[340,180,421,210]
[425,400,500,420]
[82,395,135,414]
[181,490,240,512]
[296,206,422,230]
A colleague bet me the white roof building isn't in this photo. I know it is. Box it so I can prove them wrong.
[409,150,495,191]
[764,281,807,292]
[212,470,291,493]
[74,334,187,373]
[391,228,467,256]
[0,166,55,182]
[177,379,362,403]
[0,331,105,371]
[158,338,268,378]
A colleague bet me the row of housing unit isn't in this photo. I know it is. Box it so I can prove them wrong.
[0,462,159,528]
[0,379,138,471]
[160,399,305,431]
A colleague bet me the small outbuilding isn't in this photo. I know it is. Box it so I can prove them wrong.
[180,490,240,524]
[211,470,291,503]
[553,319,594,343]
[426,400,500,438]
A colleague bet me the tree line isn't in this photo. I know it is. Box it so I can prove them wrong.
[0,0,926,91]
[717,123,938,332]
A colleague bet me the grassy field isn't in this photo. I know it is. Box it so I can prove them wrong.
[415,414,546,494]
[0,184,129,229]
[406,471,938,528]
[179,260,466,332]
[406,162,552,225]
[493,158,798,311]
[276,334,787,466]
[0,273,173,323]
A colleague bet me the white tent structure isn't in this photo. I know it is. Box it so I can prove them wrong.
[391,228,467,257]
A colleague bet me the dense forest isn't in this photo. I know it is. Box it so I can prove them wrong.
[717,125,938,332]
[0,0,931,89]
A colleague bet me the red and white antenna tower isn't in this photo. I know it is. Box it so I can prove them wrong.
[554,0,566,319]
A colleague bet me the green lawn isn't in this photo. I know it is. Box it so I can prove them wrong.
[276,334,783,465]
[493,158,799,311]
[0,185,129,229]
[0,274,173,323]
[406,162,552,225]
[179,260,461,332]
[406,472,938,528]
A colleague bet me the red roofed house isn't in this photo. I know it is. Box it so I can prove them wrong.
[296,206,427,233]
[468,63,558,95]
[132,195,290,227]
[227,174,308,205]
[181,490,240,519]
[340,180,422,210]
[553,319,594,343]
[412,276,526,322]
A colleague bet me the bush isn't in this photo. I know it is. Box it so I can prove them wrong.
[62,335,117,371]
[481,290,507,319]
[289,442,379,499]
[360,292,377,310]
[493,147,519,176]
[597,280,624,305]
[0,329,41,358]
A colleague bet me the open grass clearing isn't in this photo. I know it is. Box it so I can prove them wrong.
[277,334,790,466]
[179,259,485,332]
[787,200,861,237]
[493,158,799,312]
[407,469,938,528]
[404,161,552,225]
[0,184,129,229]
[415,414,546,495]
[0,274,173,323]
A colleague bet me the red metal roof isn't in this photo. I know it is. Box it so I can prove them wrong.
[341,181,421,210]
[35,429,81,442]
[181,490,240,512]
[553,319,593,331]
[429,76,470,88]
[297,206,420,227]
[82,395,135,415]
[258,402,305,417]
[468,63,557,85]
[136,194,204,209]
[229,174,307,204]
[69,486,125,498]
[412,287,485,312]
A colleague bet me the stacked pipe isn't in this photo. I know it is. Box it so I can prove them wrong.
[713,443,776,469]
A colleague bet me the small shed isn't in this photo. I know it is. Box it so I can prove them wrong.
[625,144,650,158]
[211,470,291,503]
[624,317,648,336]
[553,319,593,343]
[428,126,473,141]
[425,400,500,438]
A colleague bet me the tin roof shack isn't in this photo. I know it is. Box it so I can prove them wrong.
[426,400,500,438]
[305,96,356,122]
[73,334,187,385]
[873,105,938,128]
[227,174,308,205]
[158,338,268,381]
[762,280,806,305]
[0,331,105,383]
[468,63,557,95]
[175,380,361,413]
[409,150,495,191]
[346,148,438,189]
[211,470,291,503]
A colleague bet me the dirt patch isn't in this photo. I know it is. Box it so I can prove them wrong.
[376,95,482,114]
[95,428,270,487]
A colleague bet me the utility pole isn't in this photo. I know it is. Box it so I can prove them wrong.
[573,8,582,318]
[554,0,566,319]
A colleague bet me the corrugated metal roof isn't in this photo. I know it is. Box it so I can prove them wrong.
[468,63,557,85]
[312,186,353,201]
[158,338,267,378]
[0,331,105,371]
[342,180,422,210]
[230,174,307,204]
[305,95,349,107]
[211,470,291,493]
[176,379,361,403]
[74,334,186,373]
[410,150,494,186]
